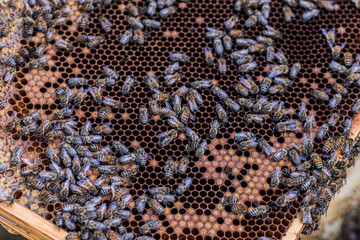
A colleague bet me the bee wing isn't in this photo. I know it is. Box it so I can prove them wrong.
[206,27,217,32]
[249,39,257,45]
[21,158,33,165]
[189,111,196,121]
[103,121,111,127]
[265,24,275,30]
[329,42,334,52]
[340,42,346,50]
[321,28,328,39]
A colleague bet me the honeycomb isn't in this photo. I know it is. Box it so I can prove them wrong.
[0,0,360,239]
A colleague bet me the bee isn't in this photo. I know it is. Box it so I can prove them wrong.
[98,165,118,175]
[230,49,250,60]
[118,29,134,46]
[352,99,360,113]
[248,42,266,54]
[135,236,155,240]
[259,77,272,94]
[223,14,239,30]
[221,196,239,206]
[176,177,192,195]
[244,15,257,28]
[209,119,220,139]
[268,167,281,187]
[235,54,254,66]
[169,52,189,63]
[23,16,35,36]
[171,94,182,115]
[268,64,288,78]
[159,6,176,18]
[300,176,317,192]
[333,135,347,151]
[343,51,353,67]
[91,122,112,135]
[137,105,149,125]
[239,137,259,151]
[258,138,274,157]
[330,42,346,60]
[211,85,228,101]
[302,9,320,21]
[303,114,315,133]
[296,102,308,123]
[262,100,280,114]
[332,84,348,98]
[241,75,259,95]
[164,62,180,76]
[245,114,264,125]
[22,110,40,126]
[310,89,329,102]
[77,34,95,43]
[118,152,136,165]
[328,93,342,109]
[101,66,118,81]
[256,36,274,47]
[253,96,268,113]
[55,38,73,52]
[322,136,336,154]
[19,122,38,136]
[29,57,48,70]
[53,106,73,120]
[134,194,149,215]
[265,46,276,62]
[303,132,314,153]
[149,186,170,196]
[167,116,185,131]
[2,66,15,83]
[215,103,228,122]
[0,55,16,68]
[140,220,159,234]
[234,131,254,142]
[87,35,105,49]
[283,4,295,23]
[176,156,190,174]
[101,97,122,110]
[222,35,232,52]
[146,0,157,16]
[205,27,224,39]
[238,61,258,74]
[39,190,53,204]
[217,57,227,75]
[133,28,147,45]
[33,43,48,59]
[203,47,214,65]
[195,140,208,158]
[213,38,223,56]
[327,112,341,127]
[329,60,348,74]
[164,72,182,86]
[142,19,161,31]
[275,190,298,208]
[66,77,88,89]
[224,97,240,112]
[148,199,164,215]
[273,148,288,162]
[13,53,25,67]
[41,22,55,39]
[249,205,269,218]
[75,12,89,30]
[124,2,140,16]
[287,149,302,167]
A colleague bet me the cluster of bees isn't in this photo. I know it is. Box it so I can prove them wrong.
[0,0,360,239]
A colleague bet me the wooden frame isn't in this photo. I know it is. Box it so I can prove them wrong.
[0,203,67,240]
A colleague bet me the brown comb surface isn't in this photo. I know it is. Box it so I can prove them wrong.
[0,0,359,239]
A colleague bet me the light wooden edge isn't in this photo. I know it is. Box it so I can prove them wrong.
[282,113,360,240]
[0,202,68,240]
